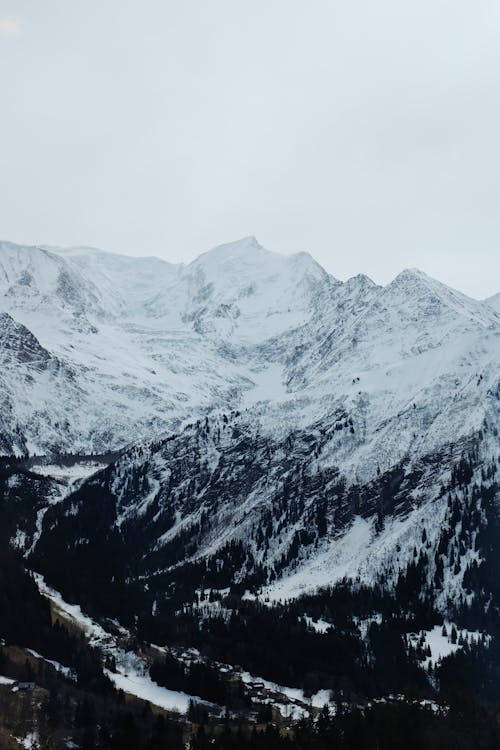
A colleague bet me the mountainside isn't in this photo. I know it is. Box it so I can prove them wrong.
[2,238,500,743]
[2,240,500,579]
[31,408,496,603]
[1,239,499,470]
[486,292,500,314]
[0,238,339,454]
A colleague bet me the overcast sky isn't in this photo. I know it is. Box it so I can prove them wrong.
[1,1,499,297]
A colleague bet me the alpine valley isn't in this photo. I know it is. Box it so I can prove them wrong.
[1,238,500,749]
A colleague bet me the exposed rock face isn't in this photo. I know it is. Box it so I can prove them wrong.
[2,238,496,613]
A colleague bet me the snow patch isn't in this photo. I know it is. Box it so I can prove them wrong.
[407,623,490,669]
[26,649,75,681]
[33,574,202,713]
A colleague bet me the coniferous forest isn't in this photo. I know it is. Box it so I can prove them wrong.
[2,450,500,748]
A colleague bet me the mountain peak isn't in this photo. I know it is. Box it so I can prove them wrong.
[344,273,377,289]
[390,267,432,285]
[386,267,459,300]
[384,266,498,330]
[191,236,267,266]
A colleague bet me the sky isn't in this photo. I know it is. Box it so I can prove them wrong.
[1,1,499,298]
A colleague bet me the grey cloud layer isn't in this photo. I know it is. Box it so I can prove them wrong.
[1,1,499,297]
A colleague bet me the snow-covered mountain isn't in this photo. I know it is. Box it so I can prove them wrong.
[0,237,496,613]
[1,237,499,473]
[3,236,500,731]
[0,238,338,454]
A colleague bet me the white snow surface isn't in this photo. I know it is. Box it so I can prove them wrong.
[262,517,375,601]
[1,238,499,480]
[407,624,490,669]
[26,649,75,680]
[485,292,500,313]
[29,461,107,483]
[14,732,39,749]
[261,506,445,602]
[0,237,337,454]
[258,460,490,605]
[304,617,332,634]
[33,573,201,713]
[103,663,193,714]
[239,670,331,717]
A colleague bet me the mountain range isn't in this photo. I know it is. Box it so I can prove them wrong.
[1,237,500,746]
[2,238,500,595]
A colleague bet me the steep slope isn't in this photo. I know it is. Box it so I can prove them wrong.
[0,239,337,454]
[2,238,500,724]
[277,268,500,482]
[0,241,108,330]
[2,240,498,463]
[3,240,500,606]
[20,240,499,625]
[32,368,500,618]
[0,312,84,455]
[179,236,338,342]
[486,292,500,314]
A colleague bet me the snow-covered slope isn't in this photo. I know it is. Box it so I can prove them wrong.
[0,238,339,454]
[1,236,498,627]
[1,238,498,466]
[486,292,500,314]
[277,267,500,482]
[3,237,500,735]
[32,396,500,620]
[180,236,337,342]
